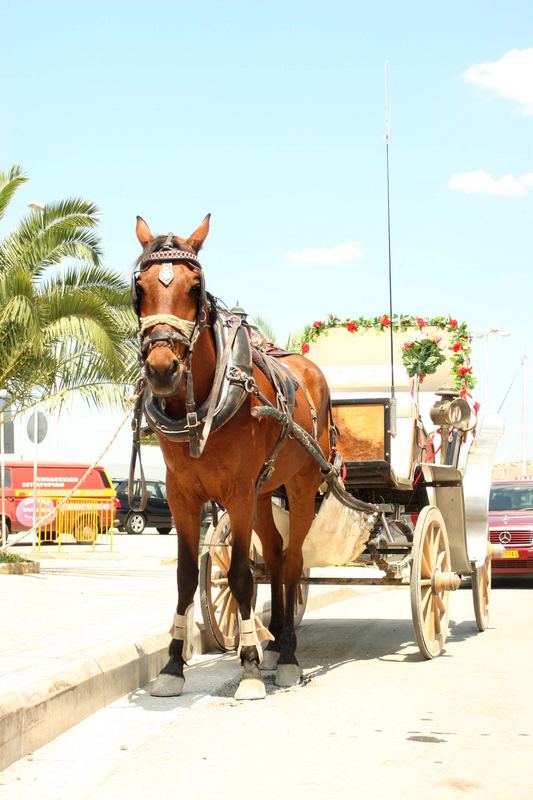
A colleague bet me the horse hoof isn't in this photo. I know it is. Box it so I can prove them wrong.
[234,678,267,701]
[275,664,302,688]
[150,674,185,697]
[261,649,280,671]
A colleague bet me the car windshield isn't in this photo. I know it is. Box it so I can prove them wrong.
[489,485,533,512]
[159,483,167,499]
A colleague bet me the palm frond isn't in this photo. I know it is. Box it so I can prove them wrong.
[0,165,27,222]
[251,314,278,345]
[0,168,139,416]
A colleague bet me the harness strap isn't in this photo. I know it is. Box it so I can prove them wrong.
[296,376,318,440]
[128,380,147,512]
[141,328,191,353]
[189,316,242,458]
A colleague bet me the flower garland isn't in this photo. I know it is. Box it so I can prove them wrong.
[294,314,477,400]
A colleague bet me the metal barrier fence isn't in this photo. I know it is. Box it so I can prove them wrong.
[35,497,115,552]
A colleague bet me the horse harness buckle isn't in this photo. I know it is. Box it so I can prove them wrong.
[228,366,256,393]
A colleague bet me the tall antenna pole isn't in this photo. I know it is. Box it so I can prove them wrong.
[384,60,396,436]
[522,353,528,476]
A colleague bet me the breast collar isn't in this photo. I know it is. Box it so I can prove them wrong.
[143,306,253,446]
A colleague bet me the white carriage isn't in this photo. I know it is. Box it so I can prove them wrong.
[200,322,504,660]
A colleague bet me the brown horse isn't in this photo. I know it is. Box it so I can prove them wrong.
[134,215,333,700]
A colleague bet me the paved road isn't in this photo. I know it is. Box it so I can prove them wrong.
[1,572,532,799]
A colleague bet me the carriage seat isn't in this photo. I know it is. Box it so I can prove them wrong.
[331,392,422,489]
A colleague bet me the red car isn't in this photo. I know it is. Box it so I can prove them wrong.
[489,479,533,574]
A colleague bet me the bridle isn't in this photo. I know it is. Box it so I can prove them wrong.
[131,233,209,370]
[129,234,213,509]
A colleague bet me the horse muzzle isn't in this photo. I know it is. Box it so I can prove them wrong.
[144,352,185,397]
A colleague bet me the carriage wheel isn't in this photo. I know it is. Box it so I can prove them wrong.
[199,512,258,652]
[410,506,460,659]
[472,555,491,632]
[199,511,309,653]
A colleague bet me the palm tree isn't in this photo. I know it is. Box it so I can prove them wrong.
[0,165,136,421]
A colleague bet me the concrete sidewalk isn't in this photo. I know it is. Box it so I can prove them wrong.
[0,533,381,771]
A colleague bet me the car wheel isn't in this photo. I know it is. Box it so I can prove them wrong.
[125,513,146,535]
[157,527,172,535]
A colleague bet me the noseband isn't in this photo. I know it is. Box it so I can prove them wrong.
[132,233,209,367]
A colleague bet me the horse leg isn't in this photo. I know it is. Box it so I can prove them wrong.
[151,506,201,697]
[276,480,316,688]
[253,493,284,671]
[226,506,267,700]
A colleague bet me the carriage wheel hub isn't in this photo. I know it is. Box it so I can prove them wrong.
[432,570,461,593]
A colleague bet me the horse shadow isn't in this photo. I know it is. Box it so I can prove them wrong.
[127,609,485,710]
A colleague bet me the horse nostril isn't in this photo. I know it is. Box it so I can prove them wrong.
[169,360,179,376]
[145,362,156,380]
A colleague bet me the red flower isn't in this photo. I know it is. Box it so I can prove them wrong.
[403,341,413,350]
[458,367,471,376]
[473,401,480,414]
[433,336,442,344]
[448,318,458,329]
[419,372,425,383]
[451,342,462,352]
[345,321,358,332]
[301,343,310,354]
[380,315,391,327]
[312,320,324,328]
[415,317,426,328]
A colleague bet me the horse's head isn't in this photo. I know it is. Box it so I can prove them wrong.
[133,215,210,397]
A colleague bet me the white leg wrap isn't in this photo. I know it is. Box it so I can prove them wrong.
[238,613,274,664]
[169,603,195,662]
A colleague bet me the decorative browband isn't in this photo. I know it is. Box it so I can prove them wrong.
[140,249,202,269]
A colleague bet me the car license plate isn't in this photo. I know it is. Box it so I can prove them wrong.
[502,550,519,559]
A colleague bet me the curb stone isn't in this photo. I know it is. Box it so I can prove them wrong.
[0,583,381,771]
[0,561,40,575]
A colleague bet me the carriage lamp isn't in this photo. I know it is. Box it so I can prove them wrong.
[429,388,471,431]
[430,387,472,466]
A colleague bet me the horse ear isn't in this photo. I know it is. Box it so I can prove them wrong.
[186,214,211,253]
[136,216,153,247]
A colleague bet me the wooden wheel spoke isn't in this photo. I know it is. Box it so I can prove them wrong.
[220,604,238,637]
[433,599,442,634]
[421,586,432,615]
[219,592,236,630]
[214,585,231,609]
[421,546,432,578]
[431,527,441,563]
[435,593,447,614]
[426,598,436,641]
[212,547,231,572]
[227,610,237,638]
[435,550,446,571]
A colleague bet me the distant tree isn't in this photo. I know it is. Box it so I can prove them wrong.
[251,314,278,346]
[0,165,136,420]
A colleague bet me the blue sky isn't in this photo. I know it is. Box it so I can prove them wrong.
[1,0,532,471]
